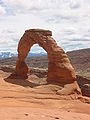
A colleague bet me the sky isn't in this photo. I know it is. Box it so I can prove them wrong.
[0,0,90,53]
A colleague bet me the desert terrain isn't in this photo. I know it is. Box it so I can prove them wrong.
[0,48,90,120]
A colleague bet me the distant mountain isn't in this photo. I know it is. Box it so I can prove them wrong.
[0,52,47,59]
[67,48,90,72]
[0,52,17,59]
[28,52,47,57]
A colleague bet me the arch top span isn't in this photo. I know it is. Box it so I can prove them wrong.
[25,29,52,36]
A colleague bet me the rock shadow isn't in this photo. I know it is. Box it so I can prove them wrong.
[4,73,40,88]
[0,66,15,73]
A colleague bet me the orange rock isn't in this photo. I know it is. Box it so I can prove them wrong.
[16,29,76,84]
[16,59,28,79]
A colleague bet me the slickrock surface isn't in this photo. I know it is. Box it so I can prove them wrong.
[0,68,90,120]
[0,107,90,120]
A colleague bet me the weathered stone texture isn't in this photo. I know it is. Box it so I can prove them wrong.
[16,29,76,84]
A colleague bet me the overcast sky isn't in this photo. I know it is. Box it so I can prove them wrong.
[0,0,90,53]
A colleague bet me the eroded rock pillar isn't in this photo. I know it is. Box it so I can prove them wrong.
[16,32,35,78]
[47,37,76,84]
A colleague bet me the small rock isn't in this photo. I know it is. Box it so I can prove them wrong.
[55,117,59,119]
[24,113,29,116]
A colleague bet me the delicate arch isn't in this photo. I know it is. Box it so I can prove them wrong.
[16,29,76,84]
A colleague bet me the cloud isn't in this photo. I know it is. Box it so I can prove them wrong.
[2,0,83,14]
[69,0,80,9]
[0,5,6,15]
[0,0,90,53]
[0,29,19,52]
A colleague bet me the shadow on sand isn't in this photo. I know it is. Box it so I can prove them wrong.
[3,66,63,88]
[4,73,64,89]
[0,66,15,73]
[4,73,40,88]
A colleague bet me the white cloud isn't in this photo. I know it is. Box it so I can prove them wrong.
[2,0,86,13]
[0,29,18,52]
[0,0,90,53]
[0,5,6,15]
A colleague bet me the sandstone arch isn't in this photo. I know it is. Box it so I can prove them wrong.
[16,29,76,84]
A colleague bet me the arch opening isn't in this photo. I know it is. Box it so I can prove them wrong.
[26,44,48,78]
[28,44,47,57]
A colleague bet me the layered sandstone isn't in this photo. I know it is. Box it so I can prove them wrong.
[16,29,77,84]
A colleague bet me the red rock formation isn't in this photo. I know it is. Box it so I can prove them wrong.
[16,29,77,84]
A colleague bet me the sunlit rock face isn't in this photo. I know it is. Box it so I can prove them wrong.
[16,29,76,84]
